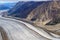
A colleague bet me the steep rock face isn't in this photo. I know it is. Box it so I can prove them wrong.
[26,1,60,25]
[8,1,43,18]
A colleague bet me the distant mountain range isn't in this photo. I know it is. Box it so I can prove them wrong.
[0,3,16,10]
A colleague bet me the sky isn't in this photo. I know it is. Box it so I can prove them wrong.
[0,0,51,3]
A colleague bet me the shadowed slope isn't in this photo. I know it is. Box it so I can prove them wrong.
[8,1,44,18]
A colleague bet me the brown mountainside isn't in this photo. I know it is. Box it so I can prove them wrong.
[26,1,60,25]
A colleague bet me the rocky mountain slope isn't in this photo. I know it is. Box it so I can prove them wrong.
[26,1,60,25]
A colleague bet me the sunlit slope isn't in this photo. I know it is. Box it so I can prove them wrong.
[27,1,60,25]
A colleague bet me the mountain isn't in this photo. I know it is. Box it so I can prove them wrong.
[0,3,16,10]
[8,1,44,18]
[26,1,60,25]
